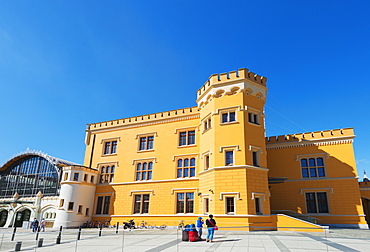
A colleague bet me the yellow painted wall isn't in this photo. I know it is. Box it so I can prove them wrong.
[267,129,366,226]
[84,68,366,229]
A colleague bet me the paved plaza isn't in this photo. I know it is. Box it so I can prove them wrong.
[0,227,370,252]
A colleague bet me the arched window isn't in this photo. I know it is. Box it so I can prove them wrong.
[177,158,196,178]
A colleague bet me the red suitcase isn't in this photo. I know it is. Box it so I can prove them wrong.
[188,231,198,242]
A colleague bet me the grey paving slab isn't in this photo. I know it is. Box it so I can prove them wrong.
[2,228,370,252]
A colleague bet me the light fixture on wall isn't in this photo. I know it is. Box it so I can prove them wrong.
[209,189,214,194]
[197,192,202,196]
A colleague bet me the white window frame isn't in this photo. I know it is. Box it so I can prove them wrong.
[246,106,262,126]
[249,145,262,167]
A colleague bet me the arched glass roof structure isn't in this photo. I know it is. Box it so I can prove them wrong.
[0,150,77,199]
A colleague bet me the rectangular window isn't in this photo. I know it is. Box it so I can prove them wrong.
[103,140,118,155]
[221,111,236,123]
[136,162,153,181]
[305,192,329,213]
[64,173,68,181]
[133,194,150,214]
[95,196,111,215]
[103,196,110,214]
[96,197,103,214]
[252,151,259,167]
[85,208,89,216]
[59,199,64,208]
[225,151,234,166]
[83,174,88,182]
[139,136,154,151]
[248,112,260,125]
[73,173,79,181]
[179,130,196,146]
[301,158,326,178]
[78,205,83,214]
[177,158,196,178]
[203,117,211,131]
[226,197,235,214]
[204,154,210,170]
[99,165,115,183]
[176,192,194,213]
[90,176,94,183]
[255,197,262,215]
[204,198,210,214]
[68,202,74,211]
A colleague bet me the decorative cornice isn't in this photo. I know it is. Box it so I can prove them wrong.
[266,138,354,150]
[88,114,200,134]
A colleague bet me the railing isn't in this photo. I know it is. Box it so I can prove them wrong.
[271,210,320,224]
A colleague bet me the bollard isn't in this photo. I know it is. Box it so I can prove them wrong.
[58,226,63,237]
[38,238,43,247]
[15,241,22,251]
[98,224,102,237]
[56,225,63,244]
[35,229,40,240]
[77,226,82,240]
[116,222,119,234]
[11,227,17,241]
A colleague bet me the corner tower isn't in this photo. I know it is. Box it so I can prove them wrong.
[196,68,270,220]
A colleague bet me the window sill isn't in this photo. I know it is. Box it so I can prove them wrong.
[102,153,117,157]
[247,122,261,127]
[202,127,212,134]
[66,211,74,213]
[176,176,196,179]
[137,149,154,153]
[177,144,197,148]
[220,121,239,125]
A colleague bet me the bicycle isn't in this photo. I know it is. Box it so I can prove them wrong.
[178,220,185,230]
[140,221,149,229]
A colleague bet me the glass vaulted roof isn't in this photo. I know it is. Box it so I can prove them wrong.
[0,150,78,199]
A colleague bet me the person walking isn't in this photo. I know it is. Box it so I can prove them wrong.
[31,218,39,232]
[206,214,217,242]
[39,218,46,232]
[196,217,204,240]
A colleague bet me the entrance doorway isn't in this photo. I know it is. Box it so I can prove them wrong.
[0,210,8,227]
[14,209,31,227]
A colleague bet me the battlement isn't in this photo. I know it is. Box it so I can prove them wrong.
[87,106,199,131]
[197,68,267,99]
[266,128,355,144]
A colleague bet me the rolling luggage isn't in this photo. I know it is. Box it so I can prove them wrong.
[188,230,198,242]
[182,230,189,241]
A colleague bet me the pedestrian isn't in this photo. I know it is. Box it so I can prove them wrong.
[196,217,204,240]
[31,218,39,232]
[40,218,46,232]
[206,214,217,242]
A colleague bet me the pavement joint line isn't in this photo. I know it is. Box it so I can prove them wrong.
[145,239,178,252]
[301,233,361,252]
[269,235,290,252]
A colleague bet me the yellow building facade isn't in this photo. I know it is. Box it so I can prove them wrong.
[83,68,367,229]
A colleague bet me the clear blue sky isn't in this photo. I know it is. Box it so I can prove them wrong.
[1,1,369,178]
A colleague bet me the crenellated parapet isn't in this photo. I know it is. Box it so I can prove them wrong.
[87,106,199,132]
[197,68,267,100]
[196,68,267,108]
[266,128,356,150]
